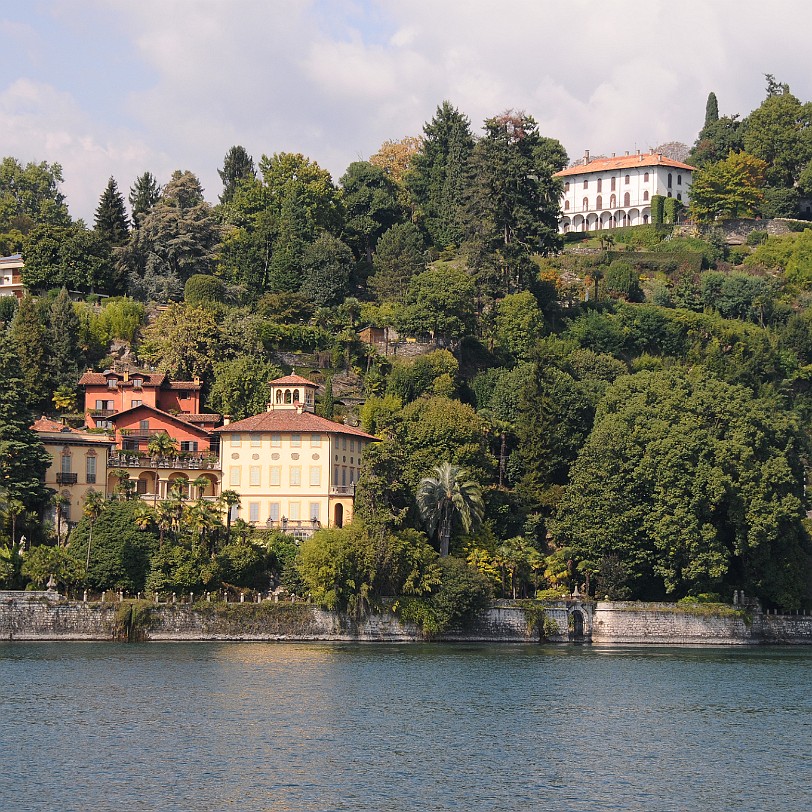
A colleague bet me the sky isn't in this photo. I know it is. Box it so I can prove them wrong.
[2,0,812,223]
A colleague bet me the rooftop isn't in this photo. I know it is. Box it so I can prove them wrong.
[556,152,696,178]
[214,409,376,440]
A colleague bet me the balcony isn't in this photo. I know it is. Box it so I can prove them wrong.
[56,472,78,485]
[90,409,116,417]
[108,453,221,471]
[265,518,322,539]
[330,485,355,496]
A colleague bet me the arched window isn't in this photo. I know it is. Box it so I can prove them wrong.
[667,191,673,198]
[644,172,649,182]
[596,195,602,210]
[677,174,682,185]
[564,200,570,210]
[292,389,300,403]
[624,175,630,185]
[597,178,602,192]
[610,194,616,208]
[564,181,570,192]
[583,179,589,188]
[276,390,282,403]
[677,193,682,201]
[611,177,616,191]
[668,173,673,187]
[284,389,292,404]
[643,191,649,201]
[643,214,649,224]
[582,197,588,210]
[624,192,630,206]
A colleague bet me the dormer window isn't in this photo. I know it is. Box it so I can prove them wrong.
[133,378,142,389]
[179,390,190,399]
[107,378,117,389]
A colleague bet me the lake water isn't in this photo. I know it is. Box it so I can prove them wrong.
[0,643,809,812]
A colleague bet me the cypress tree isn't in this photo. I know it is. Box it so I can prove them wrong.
[218,145,256,205]
[94,177,130,246]
[48,288,81,392]
[704,92,719,128]
[9,295,50,414]
[0,333,50,511]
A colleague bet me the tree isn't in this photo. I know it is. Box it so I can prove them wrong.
[300,233,354,307]
[0,157,70,234]
[128,171,161,224]
[494,291,544,360]
[416,463,484,556]
[184,274,225,307]
[219,490,241,545]
[146,432,178,459]
[0,336,50,512]
[218,145,256,205]
[552,369,812,607]
[9,295,50,413]
[340,161,402,264]
[688,152,767,223]
[208,356,283,421]
[368,222,426,303]
[406,101,475,248]
[398,264,476,344]
[22,544,83,591]
[139,302,219,379]
[604,260,643,301]
[94,177,130,247]
[48,288,82,392]
[81,490,105,575]
[369,136,422,185]
[119,170,221,301]
[704,92,719,129]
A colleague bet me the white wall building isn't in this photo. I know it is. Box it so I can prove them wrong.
[555,150,696,233]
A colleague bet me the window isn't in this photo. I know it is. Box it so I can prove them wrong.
[643,214,649,224]
[341,467,347,486]
[310,466,321,486]
[86,455,96,484]
[668,173,673,188]
[564,181,570,192]
[289,502,301,521]
[677,174,682,185]
[342,437,347,451]
[180,441,198,452]
[644,172,649,182]
[229,467,241,486]
[179,391,190,400]
[249,503,260,523]
[625,175,630,185]
[292,389,300,403]
[289,466,301,486]
[284,389,292,404]
[61,453,72,474]
[624,192,630,206]
[269,467,281,486]
[667,191,673,198]
[643,191,649,201]
[583,179,588,188]
[131,400,142,408]
[596,195,602,210]
[249,466,261,486]
[677,193,682,201]
[107,378,117,389]
[564,200,570,210]
[310,434,322,447]
[269,503,280,522]
[136,478,147,495]
[140,419,149,432]
[582,197,588,210]
[611,177,616,191]
[95,399,113,411]
[275,390,282,404]
[250,433,261,447]
[310,503,321,522]
[132,378,142,389]
[610,194,616,208]
[596,178,602,192]
[271,433,281,447]
[290,433,301,447]
[231,433,241,447]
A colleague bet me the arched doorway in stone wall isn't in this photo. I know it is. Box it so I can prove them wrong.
[570,609,585,641]
[334,503,344,528]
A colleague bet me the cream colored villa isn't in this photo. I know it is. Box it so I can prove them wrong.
[213,374,376,538]
[555,149,695,233]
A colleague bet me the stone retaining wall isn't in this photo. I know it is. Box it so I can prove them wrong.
[761,613,812,644]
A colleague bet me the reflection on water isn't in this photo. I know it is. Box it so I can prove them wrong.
[1,643,810,811]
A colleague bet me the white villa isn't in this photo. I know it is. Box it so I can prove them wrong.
[555,150,696,233]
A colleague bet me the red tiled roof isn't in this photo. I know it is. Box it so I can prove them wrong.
[31,417,113,444]
[555,153,696,177]
[78,370,166,387]
[213,409,376,440]
[166,381,201,390]
[108,404,214,436]
[183,413,221,424]
[270,374,318,387]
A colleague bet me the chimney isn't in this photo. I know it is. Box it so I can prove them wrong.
[223,414,230,425]
[123,370,129,382]
[193,375,200,387]
[584,149,590,164]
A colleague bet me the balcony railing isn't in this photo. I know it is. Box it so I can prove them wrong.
[264,518,322,539]
[56,472,78,484]
[108,454,221,471]
[89,409,116,417]
[330,485,355,495]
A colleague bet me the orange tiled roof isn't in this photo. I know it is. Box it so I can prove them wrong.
[78,370,166,387]
[31,416,113,444]
[183,413,221,424]
[555,153,696,178]
[213,409,376,440]
[108,404,214,436]
[270,374,318,387]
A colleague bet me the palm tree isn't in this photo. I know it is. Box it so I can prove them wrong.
[51,492,71,546]
[219,490,241,544]
[111,469,135,500]
[185,500,220,555]
[83,490,105,576]
[147,431,177,459]
[189,475,210,501]
[132,501,155,532]
[155,501,174,548]
[416,463,484,557]
[4,498,25,547]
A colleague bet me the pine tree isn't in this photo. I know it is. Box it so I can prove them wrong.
[48,288,81,392]
[9,295,50,414]
[704,92,719,128]
[218,145,255,204]
[128,172,161,225]
[0,333,50,511]
[94,177,130,246]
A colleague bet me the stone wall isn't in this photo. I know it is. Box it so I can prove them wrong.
[762,613,812,644]
[591,601,757,645]
[0,598,118,640]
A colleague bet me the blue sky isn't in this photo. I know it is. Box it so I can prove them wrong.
[2,0,811,221]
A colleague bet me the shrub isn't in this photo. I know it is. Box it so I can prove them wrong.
[184,274,225,307]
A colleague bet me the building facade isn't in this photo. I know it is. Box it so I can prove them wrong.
[555,150,696,233]
[213,374,376,538]
[0,254,25,300]
[32,417,114,534]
